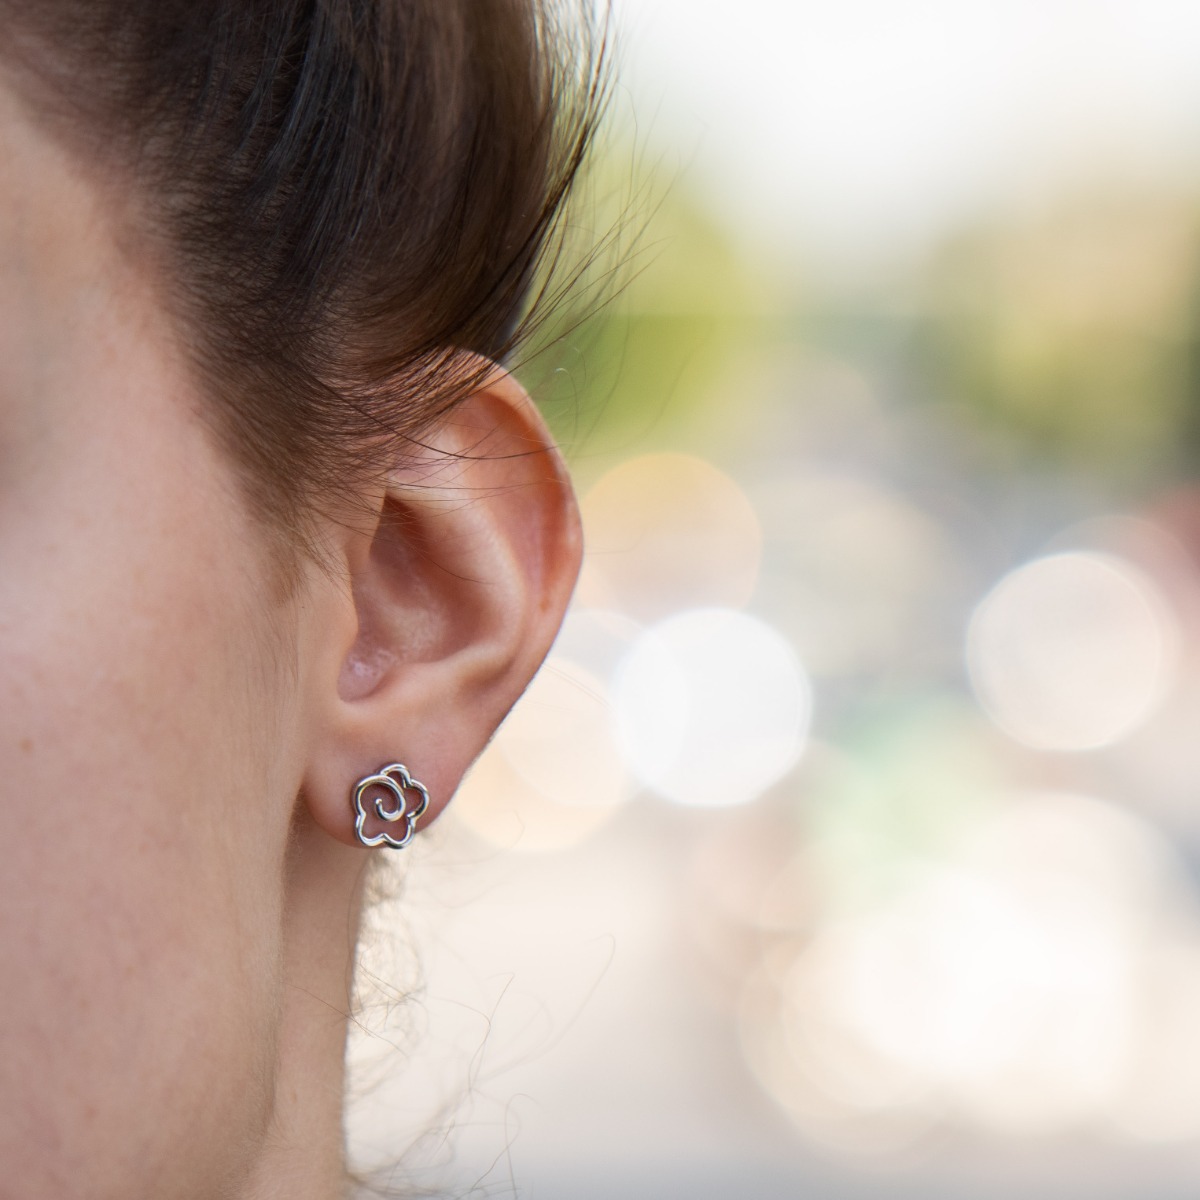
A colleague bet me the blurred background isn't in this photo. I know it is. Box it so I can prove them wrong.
[349,2,1200,1195]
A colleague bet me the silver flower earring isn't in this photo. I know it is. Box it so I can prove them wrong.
[352,762,430,849]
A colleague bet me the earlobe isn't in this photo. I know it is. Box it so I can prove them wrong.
[298,368,582,849]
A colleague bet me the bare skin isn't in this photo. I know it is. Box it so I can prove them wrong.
[0,78,581,1200]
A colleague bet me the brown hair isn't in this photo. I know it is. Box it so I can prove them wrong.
[0,0,608,548]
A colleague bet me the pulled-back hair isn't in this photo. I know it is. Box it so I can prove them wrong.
[0,0,608,546]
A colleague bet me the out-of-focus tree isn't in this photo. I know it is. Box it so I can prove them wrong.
[909,192,1200,485]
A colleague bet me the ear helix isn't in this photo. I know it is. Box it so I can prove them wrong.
[351,762,430,850]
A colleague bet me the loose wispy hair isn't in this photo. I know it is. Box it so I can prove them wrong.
[1,0,610,548]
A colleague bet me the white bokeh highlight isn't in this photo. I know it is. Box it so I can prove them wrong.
[740,791,1200,1147]
[966,551,1177,752]
[613,607,811,806]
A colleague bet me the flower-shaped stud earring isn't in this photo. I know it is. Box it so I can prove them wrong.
[351,762,430,849]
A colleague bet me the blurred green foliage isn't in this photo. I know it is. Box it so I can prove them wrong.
[527,134,1200,499]
[910,193,1200,485]
[519,143,787,482]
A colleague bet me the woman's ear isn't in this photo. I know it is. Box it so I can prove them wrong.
[297,367,582,848]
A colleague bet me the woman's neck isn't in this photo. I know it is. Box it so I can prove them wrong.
[244,824,368,1200]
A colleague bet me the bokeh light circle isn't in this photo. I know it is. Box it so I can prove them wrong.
[752,471,958,679]
[452,655,630,853]
[966,551,1176,751]
[739,791,1200,1144]
[612,607,811,806]
[500,659,629,811]
[577,453,763,621]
